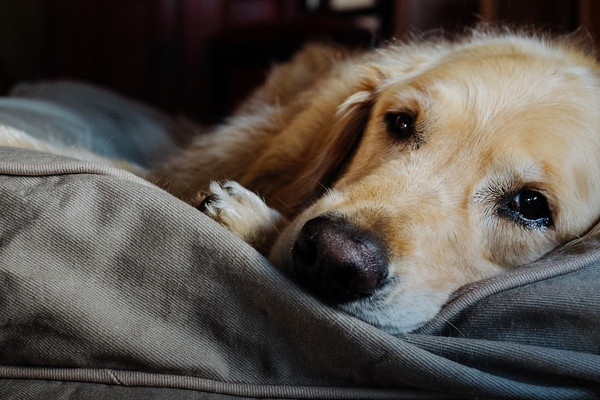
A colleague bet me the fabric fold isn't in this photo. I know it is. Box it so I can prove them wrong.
[0,148,598,399]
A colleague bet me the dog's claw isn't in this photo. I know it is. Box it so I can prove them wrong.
[197,193,217,212]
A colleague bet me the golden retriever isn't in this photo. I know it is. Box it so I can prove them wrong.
[3,30,599,334]
[152,30,600,334]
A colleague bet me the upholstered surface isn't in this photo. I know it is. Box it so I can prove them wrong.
[0,147,597,399]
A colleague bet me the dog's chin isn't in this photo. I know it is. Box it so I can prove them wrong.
[268,215,447,335]
[335,294,440,334]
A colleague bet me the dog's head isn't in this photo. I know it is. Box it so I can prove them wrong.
[269,33,600,333]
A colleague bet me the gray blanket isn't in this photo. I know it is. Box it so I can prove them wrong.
[0,146,598,400]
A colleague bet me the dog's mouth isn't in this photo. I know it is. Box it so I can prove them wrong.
[290,214,389,304]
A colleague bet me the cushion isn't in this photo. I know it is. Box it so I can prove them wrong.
[0,146,598,399]
[4,80,179,167]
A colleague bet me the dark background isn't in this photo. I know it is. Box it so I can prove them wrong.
[0,0,597,124]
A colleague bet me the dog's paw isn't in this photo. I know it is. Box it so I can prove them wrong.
[197,180,285,252]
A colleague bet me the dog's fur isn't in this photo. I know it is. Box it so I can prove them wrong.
[152,30,600,334]
[4,30,600,334]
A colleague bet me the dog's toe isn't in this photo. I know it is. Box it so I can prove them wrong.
[197,193,218,213]
[195,180,286,253]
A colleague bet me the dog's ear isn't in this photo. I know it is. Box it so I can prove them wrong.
[281,71,383,214]
[240,64,387,218]
[317,88,375,187]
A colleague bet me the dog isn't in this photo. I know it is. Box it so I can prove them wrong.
[3,30,600,334]
[151,29,600,334]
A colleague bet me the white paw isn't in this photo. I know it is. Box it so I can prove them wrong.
[198,181,284,251]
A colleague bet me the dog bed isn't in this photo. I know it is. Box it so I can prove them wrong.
[0,83,598,400]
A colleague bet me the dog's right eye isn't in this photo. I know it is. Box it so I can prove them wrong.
[385,112,416,139]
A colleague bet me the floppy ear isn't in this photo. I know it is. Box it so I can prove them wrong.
[301,63,388,191]
[240,64,385,218]
[279,85,378,215]
[310,89,374,189]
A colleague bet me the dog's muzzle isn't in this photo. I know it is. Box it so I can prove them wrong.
[292,214,388,303]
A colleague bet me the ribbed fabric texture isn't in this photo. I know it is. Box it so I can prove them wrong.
[0,147,598,399]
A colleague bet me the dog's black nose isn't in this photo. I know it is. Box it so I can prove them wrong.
[292,215,388,303]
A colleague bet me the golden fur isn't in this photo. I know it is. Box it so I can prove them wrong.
[153,30,600,333]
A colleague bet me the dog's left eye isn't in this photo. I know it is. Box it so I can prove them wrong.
[385,112,416,139]
[501,190,553,228]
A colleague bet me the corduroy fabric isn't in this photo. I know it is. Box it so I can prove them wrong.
[0,147,598,400]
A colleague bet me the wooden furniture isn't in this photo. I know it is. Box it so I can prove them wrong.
[12,0,596,123]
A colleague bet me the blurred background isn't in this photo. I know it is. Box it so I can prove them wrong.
[0,0,598,124]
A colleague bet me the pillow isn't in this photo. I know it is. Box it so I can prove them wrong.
[5,80,179,167]
[0,146,598,399]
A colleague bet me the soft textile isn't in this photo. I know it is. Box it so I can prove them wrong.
[3,80,178,167]
[0,146,597,400]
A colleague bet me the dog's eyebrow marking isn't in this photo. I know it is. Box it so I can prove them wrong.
[474,161,546,196]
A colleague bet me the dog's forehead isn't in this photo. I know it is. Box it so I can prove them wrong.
[379,40,600,112]
[365,43,600,229]
[377,42,600,155]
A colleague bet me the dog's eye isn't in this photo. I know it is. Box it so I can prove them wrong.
[385,112,416,139]
[501,190,553,228]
